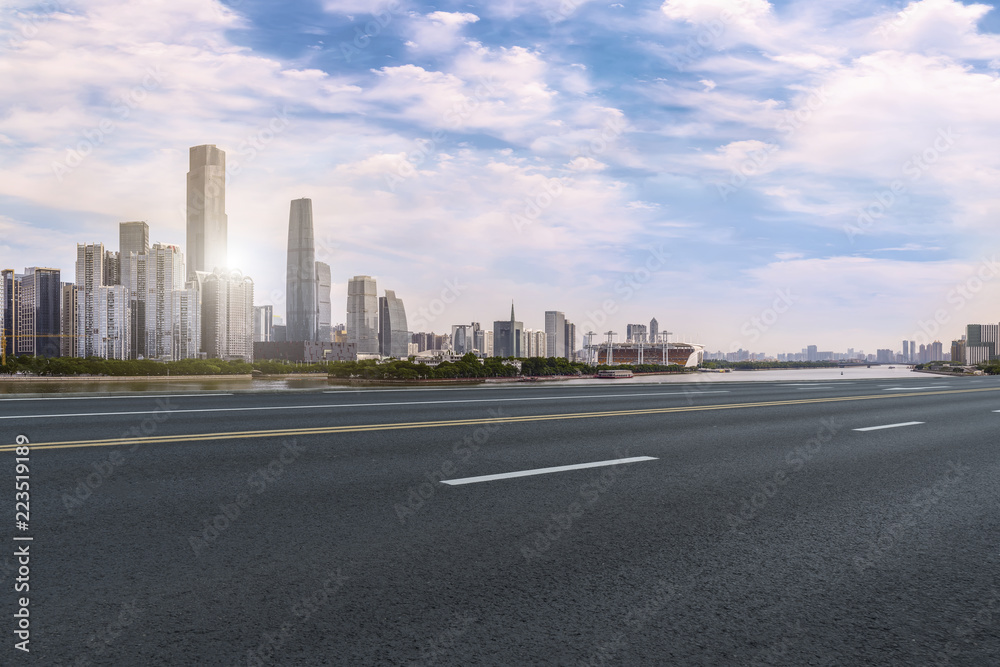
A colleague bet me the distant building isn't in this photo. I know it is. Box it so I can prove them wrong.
[285,198,318,342]
[626,324,647,344]
[120,221,150,357]
[316,261,331,342]
[253,305,273,343]
[60,283,78,357]
[347,275,378,355]
[594,342,703,367]
[565,320,577,361]
[254,340,356,363]
[194,268,254,362]
[186,145,228,280]
[525,329,547,357]
[378,290,409,358]
[451,322,480,355]
[951,339,966,365]
[93,285,130,360]
[1,267,61,358]
[965,324,999,365]
[650,317,659,343]
[545,311,566,359]
[103,250,120,286]
[143,243,185,360]
[493,303,523,358]
[171,286,201,360]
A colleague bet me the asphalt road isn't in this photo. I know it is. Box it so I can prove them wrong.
[2,375,999,665]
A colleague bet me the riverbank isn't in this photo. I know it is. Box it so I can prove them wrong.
[0,374,253,382]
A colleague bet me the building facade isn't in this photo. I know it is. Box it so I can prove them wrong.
[186,145,228,279]
[544,311,565,360]
[195,268,254,362]
[286,198,317,342]
[378,290,409,358]
[347,275,379,355]
[316,261,331,343]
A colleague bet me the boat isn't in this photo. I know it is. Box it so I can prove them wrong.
[597,369,634,379]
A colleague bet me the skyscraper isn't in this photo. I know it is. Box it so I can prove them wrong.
[60,283,77,357]
[76,243,107,358]
[315,260,331,343]
[378,290,409,358]
[347,276,379,355]
[565,320,577,361]
[545,311,566,359]
[650,318,659,344]
[143,243,184,360]
[186,145,228,279]
[194,267,254,362]
[253,305,273,343]
[492,303,523,358]
[286,198,317,342]
[120,220,150,357]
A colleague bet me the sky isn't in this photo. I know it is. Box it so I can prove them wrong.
[2,0,1000,355]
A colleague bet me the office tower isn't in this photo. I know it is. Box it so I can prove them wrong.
[378,290,409,358]
[103,250,120,286]
[60,283,77,357]
[565,320,577,361]
[316,261,331,342]
[627,323,647,344]
[347,276,378,355]
[492,303,523,358]
[1,270,13,360]
[902,340,909,362]
[965,324,999,365]
[186,144,228,279]
[286,198,317,342]
[253,305,273,343]
[650,317,659,344]
[171,286,201,360]
[472,323,485,356]
[451,324,471,354]
[951,340,966,365]
[143,244,184,360]
[807,345,818,362]
[18,268,61,357]
[76,243,107,358]
[545,311,566,359]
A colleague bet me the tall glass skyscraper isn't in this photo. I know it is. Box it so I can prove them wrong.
[286,198,317,342]
[378,290,408,358]
[186,145,228,279]
[347,276,378,355]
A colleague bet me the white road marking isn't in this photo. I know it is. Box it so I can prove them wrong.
[0,390,731,420]
[883,386,952,391]
[780,383,853,386]
[853,422,925,432]
[440,457,658,485]
[0,393,233,402]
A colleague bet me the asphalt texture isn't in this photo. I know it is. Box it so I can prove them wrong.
[1,375,999,666]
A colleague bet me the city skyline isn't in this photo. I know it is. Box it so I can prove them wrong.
[3,0,1000,352]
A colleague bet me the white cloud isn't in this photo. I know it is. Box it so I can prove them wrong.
[406,11,479,53]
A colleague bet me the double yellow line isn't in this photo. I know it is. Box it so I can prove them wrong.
[3,386,998,452]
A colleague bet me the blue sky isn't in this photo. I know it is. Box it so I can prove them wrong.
[2,0,1000,354]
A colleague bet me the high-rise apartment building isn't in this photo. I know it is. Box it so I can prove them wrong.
[316,261,331,343]
[347,275,378,355]
[171,287,201,360]
[286,198,317,342]
[76,243,109,358]
[186,145,228,279]
[194,268,254,362]
[120,221,150,357]
[565,321,577,361]
[143,244,184,360]
[60,283,77,357]
[378,290,409,358]
[545,311,566,359]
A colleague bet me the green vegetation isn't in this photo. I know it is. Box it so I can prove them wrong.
[0,352,689,380]
[978,361,1000,375]
[0,356,254,376]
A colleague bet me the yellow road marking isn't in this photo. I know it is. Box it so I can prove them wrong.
[2,386,998,452]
